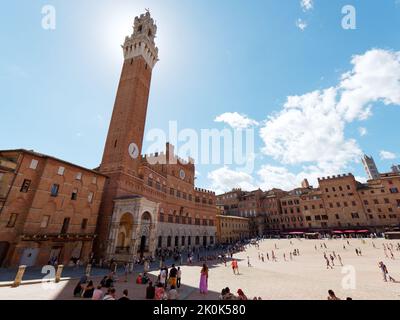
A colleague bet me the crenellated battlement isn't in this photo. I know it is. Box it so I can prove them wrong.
[122,11,159,69]
[318,173,354,181]
[142,143,195,166]
[195,187,216,195]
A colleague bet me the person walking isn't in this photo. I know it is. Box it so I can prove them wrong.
[160,267,167,288]
[338,254,343,266]
[169,264,178,288]
[330,254,335,266]
[124,262,129,282]
[199,264,208,295]
[231,259,239,275]
[177,267,182,288]
[378,261,387,282]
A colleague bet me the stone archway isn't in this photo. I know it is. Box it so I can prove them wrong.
[107,197,159,262]
[116,213,134,254]
[137,211,152,257]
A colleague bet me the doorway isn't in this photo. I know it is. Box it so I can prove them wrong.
[139,235,147,258]
[0,242,10,266]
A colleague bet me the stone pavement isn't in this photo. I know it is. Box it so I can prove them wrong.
[1,238,400,300]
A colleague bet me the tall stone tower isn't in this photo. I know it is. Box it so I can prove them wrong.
[95,12,159,256]
[100,11,159,176]
[362,154,380,180]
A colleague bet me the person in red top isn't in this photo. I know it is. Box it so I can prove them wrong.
[136,273,143,284]
[231,260,239,275]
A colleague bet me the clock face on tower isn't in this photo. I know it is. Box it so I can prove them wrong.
[179,169,186,180]
[128,143,139,159]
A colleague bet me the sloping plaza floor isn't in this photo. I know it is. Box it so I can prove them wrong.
[0,238,399,300]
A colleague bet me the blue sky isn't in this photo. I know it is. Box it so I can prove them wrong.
[1,0,400,193]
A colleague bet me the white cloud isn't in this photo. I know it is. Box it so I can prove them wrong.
[207,167,256,194]
[260,87,362,172]
[257,165,300,191]
[209,49,400,192]
[338,49,400,122]
[296,19,308,31]
[358,127,367,137]
[380,150,397,160]
[259,49,400,190]
[214,112,259,129]
[301,0,314,11]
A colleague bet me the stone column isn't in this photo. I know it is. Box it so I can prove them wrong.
[106,221,120,259]
[55,265,64,283]
[12,265,26,287]
[131,222,142,257]
[148,223,157,257]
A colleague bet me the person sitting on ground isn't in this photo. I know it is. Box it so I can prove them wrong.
[100,276,108,288]
[237,289,248,300]
[155,282,166,300]
[136,273,143,284]
[82,280,95,298]
[327,290,341,300]
[103,288,116,300]
[73,281,84,298]
[118,289,130,301]
[168,285,179,300]
[104,274,114,288]
[142,272,150,284]
[219,288,227,300]
[222,287,238,300]
[92,285,104,300]
[146,281,156,300]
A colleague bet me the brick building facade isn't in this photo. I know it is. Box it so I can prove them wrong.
[0,150,106,267]
[217,173,400,236]
[216,214,249,244]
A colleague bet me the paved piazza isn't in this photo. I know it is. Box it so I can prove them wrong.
[0,238,399,300]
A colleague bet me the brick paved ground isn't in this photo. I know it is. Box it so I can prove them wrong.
[0,238,399,300]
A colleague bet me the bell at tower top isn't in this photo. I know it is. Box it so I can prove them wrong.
[122,11,159,69]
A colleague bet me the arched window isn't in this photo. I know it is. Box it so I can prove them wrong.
[167,236,172,247]
[175,236,179,247]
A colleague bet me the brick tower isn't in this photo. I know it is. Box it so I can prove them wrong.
[95,12,159,256]
[100,11,159,176]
